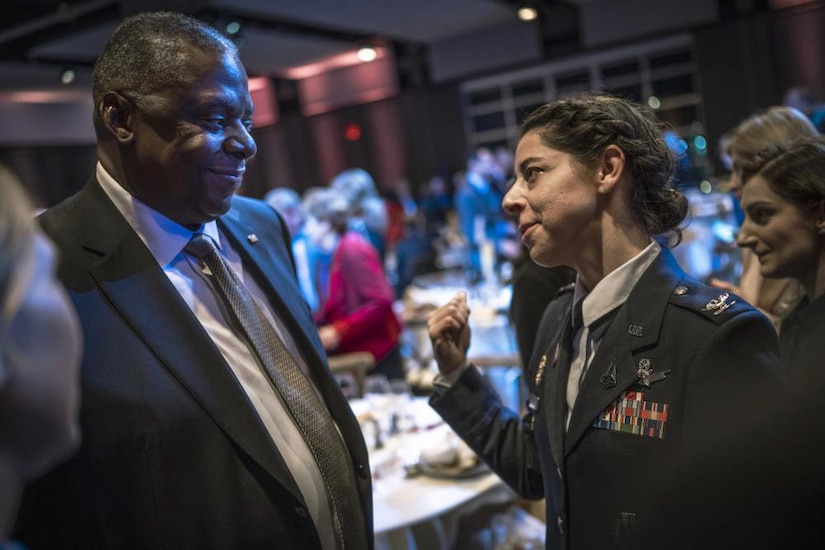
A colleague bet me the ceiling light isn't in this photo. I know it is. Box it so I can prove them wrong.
[60,69,75,85]
[225,21,242,35]
[517,6,538,21]
[357,45,378,63]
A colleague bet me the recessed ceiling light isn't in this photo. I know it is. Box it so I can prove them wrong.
[357,46,378,62]
[517,7,538,21]
[60,69,75,85]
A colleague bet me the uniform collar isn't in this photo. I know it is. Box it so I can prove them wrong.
[572,240,661,330]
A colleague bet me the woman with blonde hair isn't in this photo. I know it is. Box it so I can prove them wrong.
[0,166,82,544]
[712,106,819,328]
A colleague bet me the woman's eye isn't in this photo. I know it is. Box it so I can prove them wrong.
[751,209,773,225]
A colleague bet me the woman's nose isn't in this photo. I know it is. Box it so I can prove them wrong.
[502,183,523,216]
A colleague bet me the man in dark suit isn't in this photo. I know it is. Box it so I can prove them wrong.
[14,12,372,550]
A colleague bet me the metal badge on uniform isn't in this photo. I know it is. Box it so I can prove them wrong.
[701,292,736,316]
[635,358,669,388]
[628,324,644,337]
[247,233,259,244]
[601,358,617,389]
[527,393,541,413]
[534,354,547,387]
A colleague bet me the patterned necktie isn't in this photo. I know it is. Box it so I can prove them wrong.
[185,233,366,550]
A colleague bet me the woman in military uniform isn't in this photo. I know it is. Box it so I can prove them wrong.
[426,94,782,550]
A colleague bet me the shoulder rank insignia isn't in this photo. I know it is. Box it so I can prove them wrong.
[701,292,736,316]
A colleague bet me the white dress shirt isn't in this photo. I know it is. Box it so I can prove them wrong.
[565,240,661,428]
[96,163,337,550]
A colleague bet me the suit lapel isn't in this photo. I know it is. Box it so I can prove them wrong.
[564,249,684,454]
[542,298,573,469]
[80,183,304,500]
[218,208,371,468]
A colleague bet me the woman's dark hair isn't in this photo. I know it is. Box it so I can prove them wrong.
[744,137,825,208]
[520,93,688,241]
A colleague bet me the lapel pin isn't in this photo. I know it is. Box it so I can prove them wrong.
[535,354,547,387]
[636,358,653,388]
[601,358,617,389]
[628,324,644,337]
[636,358,670,388]
[247,233,259,244]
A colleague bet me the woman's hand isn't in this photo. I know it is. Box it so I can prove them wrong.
[709,278,742,296]
[427,292,472,375]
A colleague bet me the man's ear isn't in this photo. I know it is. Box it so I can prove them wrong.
[596,144,625,195]
[815,201,825,235]
[100,91,136,144]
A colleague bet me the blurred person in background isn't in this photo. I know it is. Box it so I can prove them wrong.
[711,106,819,329]
[0,165,82,545]
[426,94,780,550]
[783,85,825,132]
[330,168,387,260]
[265,187,320,313]
[508,248,576,369]
[310,188,404,380]
[737,137,825,372]
[640,136,825,550]
[454,150,506,282]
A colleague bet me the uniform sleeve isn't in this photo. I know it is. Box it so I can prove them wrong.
[429,366,546,500]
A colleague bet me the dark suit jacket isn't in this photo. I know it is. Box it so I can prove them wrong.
[431,248,781,550]
[15,179,373,549]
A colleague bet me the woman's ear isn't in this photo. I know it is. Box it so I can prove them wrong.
[596,145,626,194]
[100,91,136,144]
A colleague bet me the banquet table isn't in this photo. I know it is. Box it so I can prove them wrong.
[349,397,514,550]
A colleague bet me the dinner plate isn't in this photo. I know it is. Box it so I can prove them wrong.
[417,460,490,480]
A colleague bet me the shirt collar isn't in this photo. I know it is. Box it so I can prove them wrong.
[96,162,222,267]
[572,240,661,329]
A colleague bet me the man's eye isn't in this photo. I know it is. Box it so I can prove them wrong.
[203,118,226,130]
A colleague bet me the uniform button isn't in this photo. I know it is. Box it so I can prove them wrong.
[673,285,688,296]
[557,516,565,535]
[356,462,368,479]
[294,506,308,518]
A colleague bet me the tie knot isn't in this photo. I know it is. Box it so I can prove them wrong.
[571,299,584,332]
[185,233,218,260]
